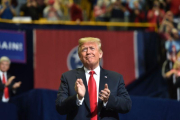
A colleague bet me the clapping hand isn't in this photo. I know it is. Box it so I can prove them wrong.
[99,84,110,103]
[13,81,22,89]
[74,79,86,100]
[6,76,15,86]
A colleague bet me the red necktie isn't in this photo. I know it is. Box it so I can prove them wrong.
[2,73,9,99]
[88,71,97,120]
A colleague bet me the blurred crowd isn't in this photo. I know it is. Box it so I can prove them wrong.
[1,0,180,100]
[0,0,179,29]
[156,0,180,100]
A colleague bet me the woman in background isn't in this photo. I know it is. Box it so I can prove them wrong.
[165,59,180,99]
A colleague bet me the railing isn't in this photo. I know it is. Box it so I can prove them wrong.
[0,18,157,31]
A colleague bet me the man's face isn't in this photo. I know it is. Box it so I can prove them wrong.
[0,61,10,72]
[79,42,102,69]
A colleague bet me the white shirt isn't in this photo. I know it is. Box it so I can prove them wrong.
[0,70,9,102]
[77,66,107,106]
[84,66,100,102]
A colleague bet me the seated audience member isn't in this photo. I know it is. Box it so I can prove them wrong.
[20,0,40,20]
[43,0,63,21]
[0,56,21,102]
[93,0,110,22]
[147,0,165,31]
[0,0,16,19]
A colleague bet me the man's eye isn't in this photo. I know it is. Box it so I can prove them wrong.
[82,48,87,52]
[91,48,95,50]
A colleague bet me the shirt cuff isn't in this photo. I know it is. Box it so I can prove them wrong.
[76,94,84,106]
[103,101,108,107]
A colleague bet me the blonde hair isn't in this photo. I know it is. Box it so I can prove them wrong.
[173,60,180,69]
[78,37,102,55]
[0,56,11,64]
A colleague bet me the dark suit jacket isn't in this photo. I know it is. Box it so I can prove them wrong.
[0,73,15,100]
[56,67,132,120]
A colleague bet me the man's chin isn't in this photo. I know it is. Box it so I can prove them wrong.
[84,61,93,65]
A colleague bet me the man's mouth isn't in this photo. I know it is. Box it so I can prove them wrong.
[86,56,93,60]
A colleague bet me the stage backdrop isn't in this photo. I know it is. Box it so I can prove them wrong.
[34,30,144,90]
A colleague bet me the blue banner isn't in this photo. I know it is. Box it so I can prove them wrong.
[0,30,26,63]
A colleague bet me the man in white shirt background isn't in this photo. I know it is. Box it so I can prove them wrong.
[0,56,21,102]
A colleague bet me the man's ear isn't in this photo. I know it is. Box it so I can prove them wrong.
[78,53,82,60]
[99,51,103,58]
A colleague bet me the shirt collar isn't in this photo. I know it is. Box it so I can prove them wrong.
[0,70,6,75]
[84,66,100,76]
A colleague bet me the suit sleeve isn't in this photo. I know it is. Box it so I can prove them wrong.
[7,74,16,92]
[0,74,16,94]
[0,83,5,90]
[56,74,78,115]
[106,75,132,113]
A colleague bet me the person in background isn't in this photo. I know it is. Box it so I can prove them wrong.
[169,0,180,18]
[93,0,110,22]
[164,59,180,99]
[127,0,145,10]
[43,0,63,21]
[129,0,145,23]
[68,1,83,22]
[147,0,165,31]
[0,0,17,7]
[159,11,177,34]
[44,0,61,10]
[0,56,21,102]
[20,0,40,20]
[0,0,16,19]
[109,0,128,30]
[164,28,180,63]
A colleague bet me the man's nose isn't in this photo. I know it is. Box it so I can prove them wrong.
[86,48,91,54]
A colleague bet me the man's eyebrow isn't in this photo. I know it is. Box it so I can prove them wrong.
[81,46,95,48]
[81,46,87,49]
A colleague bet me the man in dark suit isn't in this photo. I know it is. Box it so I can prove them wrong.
[56,37,132,120]
[0,56,21,102]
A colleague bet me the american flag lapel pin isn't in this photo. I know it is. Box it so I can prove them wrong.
[104,76,107,78]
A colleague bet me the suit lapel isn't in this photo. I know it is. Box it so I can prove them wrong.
[76,67,90,111]
[7,73,11,80]
[98,67,108,114]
